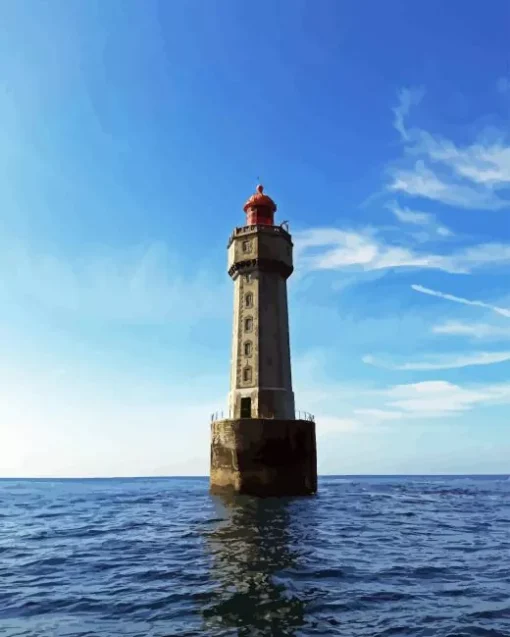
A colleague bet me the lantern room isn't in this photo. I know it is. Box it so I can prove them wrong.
[243,184,276,226]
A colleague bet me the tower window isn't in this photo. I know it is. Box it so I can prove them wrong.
[244,273,252,283]
[245,293,253,308]
[242,240,251,253]
[243,367,252,382]
[244,317,253,332]
[244,341,252,356]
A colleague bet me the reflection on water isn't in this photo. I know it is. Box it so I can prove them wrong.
[2,478,509,636]
[202,495,316,636]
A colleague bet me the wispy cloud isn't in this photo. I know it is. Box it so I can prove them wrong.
[433,321,510,339]
[386,200,452,236]
[306,373,510,429]
[389,160,509,210]
[386,201,433,226]
[411,284,510,318]
[414,132,510,188]
[382,380,500,415]
[299,350,510,427]
[295,86,510,279]
[363,351,510,371]
[389,87,510,209]
[379,378,510,419]
[392,87,425,141]
[294,228,510,275]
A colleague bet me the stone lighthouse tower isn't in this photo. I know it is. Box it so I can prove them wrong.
[209,185,317,497]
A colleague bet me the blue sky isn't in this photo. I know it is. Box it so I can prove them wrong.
[1,0,510,477]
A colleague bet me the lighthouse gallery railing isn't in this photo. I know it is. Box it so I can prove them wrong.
[210,410,315,423]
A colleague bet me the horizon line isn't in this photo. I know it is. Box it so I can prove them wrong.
[0,473,508,481]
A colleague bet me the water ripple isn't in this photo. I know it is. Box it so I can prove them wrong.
[0,476,509,636]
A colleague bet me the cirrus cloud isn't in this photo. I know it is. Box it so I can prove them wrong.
[294,227,510,275]
[362,351,510,371]
[433,321,510,339]
[411,284,510,318]
[388,86,510,209]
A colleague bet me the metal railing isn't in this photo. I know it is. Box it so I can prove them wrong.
[210,409,315,423]
[228,224,291,246]
[210,410,229,423]
[232,224,290,235]
[296,410,315,422]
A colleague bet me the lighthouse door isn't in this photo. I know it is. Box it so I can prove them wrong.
[240,397,252,418]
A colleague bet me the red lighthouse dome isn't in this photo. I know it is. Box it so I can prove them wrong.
[243,184,276,226]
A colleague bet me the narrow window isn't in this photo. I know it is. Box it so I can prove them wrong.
[243,367,252,382]
[244,273,252,283]
[244,341,252,356]
[242,240,250,253]
[244,317,253,332]
[245,293,253,308]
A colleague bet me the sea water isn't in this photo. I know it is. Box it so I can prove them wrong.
[0,476,509,636]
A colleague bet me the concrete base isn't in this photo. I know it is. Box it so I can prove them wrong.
[210,418,317,497]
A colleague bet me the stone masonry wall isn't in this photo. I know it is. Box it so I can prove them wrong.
[210,418,317,497]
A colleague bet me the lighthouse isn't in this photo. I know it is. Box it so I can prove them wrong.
[209,185,317,497]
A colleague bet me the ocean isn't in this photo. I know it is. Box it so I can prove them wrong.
[0,476,509,636]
